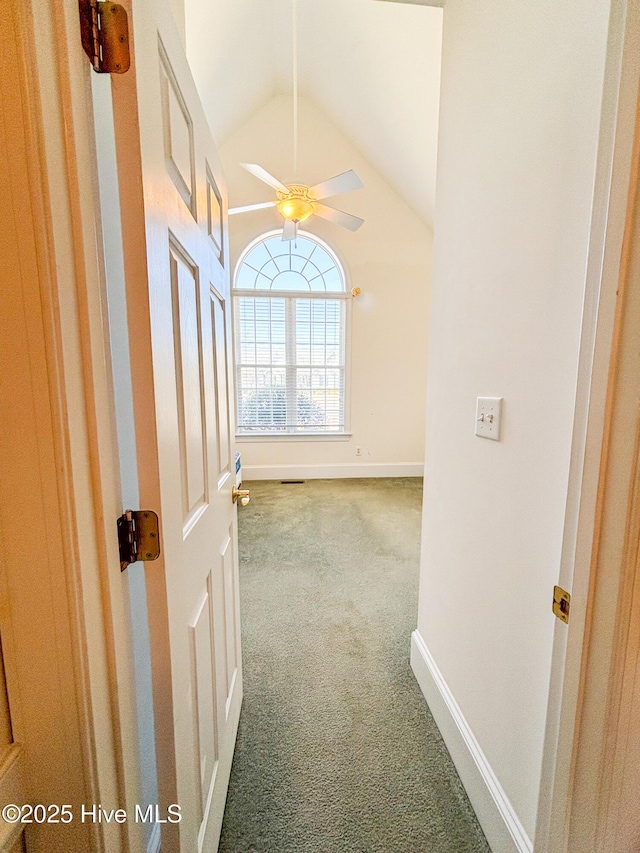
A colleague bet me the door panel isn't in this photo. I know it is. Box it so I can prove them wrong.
[206,169,223,262]
[222,533,239,714]
[160,45,196,214]
[112,1,242,849]
[211,290,231,482]
[189,586,219,821]
[170,241,208,526]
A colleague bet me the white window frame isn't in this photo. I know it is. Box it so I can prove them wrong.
[232,229,352,440]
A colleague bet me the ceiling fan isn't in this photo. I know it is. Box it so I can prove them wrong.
[228,0,364,242]
[228,164,364,242]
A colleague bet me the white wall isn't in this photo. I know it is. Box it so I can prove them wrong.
[413,0,610,848]
[219,95,432,478]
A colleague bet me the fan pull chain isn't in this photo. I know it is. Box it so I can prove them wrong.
[292,0,298,178]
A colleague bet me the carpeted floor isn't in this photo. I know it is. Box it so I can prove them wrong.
[219,478,490,853]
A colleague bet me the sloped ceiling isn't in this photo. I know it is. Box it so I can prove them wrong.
[185,0,442,226]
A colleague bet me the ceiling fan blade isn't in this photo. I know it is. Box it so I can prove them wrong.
[228,201,276,215]
[314,203,364,232]
[282,219,298,242]
[240,163,289,194]
[309,170,363,200]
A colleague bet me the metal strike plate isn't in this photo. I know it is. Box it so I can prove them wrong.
[552,585,571,624]
[118,510,160,571]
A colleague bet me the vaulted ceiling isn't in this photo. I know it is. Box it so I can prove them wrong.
[185,0,442,226]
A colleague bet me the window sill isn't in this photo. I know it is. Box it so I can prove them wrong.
[235,433,352,443]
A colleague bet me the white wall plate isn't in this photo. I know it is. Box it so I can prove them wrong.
[475,397,503,441]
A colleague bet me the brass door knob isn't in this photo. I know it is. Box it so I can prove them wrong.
[232,486,250,507]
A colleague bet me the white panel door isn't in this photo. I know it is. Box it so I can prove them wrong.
[111,2,242,850]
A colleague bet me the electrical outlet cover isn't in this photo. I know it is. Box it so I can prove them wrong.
[475,397,503,441]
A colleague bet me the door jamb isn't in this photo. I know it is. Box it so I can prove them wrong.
[5,1,146,850]
[568,75,640,853]
[12,0,640,851]
[534,1,640,850]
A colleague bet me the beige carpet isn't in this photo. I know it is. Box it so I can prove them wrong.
[219,478,490,852]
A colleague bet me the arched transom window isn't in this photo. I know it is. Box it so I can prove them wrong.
[233,232,348,435]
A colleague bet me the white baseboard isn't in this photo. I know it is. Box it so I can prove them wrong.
[410,631,533,853]
[147,822,161,853]
[242,462,424,480]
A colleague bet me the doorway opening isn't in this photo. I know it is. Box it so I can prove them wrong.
[182,0,448,847]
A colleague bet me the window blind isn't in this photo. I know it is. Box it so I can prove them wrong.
[235,295,346,434]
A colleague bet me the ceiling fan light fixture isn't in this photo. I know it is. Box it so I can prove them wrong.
[276,193,314,223]
[233,3,364,241]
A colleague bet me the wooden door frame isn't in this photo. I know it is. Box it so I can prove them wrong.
[533,2,640,850]
[1,1,147,851]
[8,0,640,851]
[565,66,640,853]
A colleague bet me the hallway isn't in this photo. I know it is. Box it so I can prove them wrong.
[219,479,489,852]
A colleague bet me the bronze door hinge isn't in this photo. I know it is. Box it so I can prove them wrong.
[118,510,160,571]
[79,0,130,74]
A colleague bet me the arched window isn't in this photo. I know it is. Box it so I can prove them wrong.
[233,231,348,435]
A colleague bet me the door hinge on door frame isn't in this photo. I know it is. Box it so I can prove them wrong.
[79,0,130,74]
[118,510,160,571]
